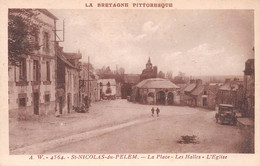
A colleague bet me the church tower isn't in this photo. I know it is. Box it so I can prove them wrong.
[146,57,152,70]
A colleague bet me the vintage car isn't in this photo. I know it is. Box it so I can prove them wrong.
[102,93,116,100]
[215,104,237,125]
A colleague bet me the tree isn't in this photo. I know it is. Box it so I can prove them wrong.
[105,66,113,75]
[158,71,165,79]
[118,67,125,75]
[172,72,186,84]
[166,71,173,81]
[82,62,94,72]
[8,9,41,66]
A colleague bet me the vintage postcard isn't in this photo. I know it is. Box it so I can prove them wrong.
[0,0,259,166]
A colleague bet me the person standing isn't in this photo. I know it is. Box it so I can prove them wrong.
[151,107,155,116]
[156,107,160,117]
[84,96,89,108]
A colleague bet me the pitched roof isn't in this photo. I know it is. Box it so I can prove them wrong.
[184,83,196,92]
[38,9,59,20]
[63,52,82,59]
[175,84,189,92]
[191,85,204,96]
[208,85,220,94]
[136,78,179,89]
[98,79,116,86]
[219,81,240,91]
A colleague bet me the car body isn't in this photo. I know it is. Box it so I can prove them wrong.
[103,94,116,100]
[215,104,237,125]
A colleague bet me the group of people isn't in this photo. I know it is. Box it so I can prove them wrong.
[151,107,160,117]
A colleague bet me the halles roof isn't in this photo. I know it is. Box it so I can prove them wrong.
[136,78,179,89]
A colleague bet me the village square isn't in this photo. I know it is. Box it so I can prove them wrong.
[8,9,254,154]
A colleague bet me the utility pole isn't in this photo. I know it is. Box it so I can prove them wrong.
[54,19,65,114]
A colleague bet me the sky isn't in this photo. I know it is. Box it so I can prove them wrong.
[50,9,254,76]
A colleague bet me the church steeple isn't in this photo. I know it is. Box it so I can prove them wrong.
[146,57,152,69]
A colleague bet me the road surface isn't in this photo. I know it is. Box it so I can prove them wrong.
[45,104,246,153]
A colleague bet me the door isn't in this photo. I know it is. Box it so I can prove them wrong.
[33,92,39,115]
[157,91,166,105]
[59,96,63,114]
[167,92,174,105]
[203,97,207,106]
[67,94,71,113]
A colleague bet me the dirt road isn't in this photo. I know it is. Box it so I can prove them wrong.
[45,103,245,153]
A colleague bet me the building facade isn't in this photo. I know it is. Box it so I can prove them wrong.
[8,9,58,120]
[216,78,243,109]
[132,78,180,105]
[243,59,255,117]
[79,62,100,103]
[56,45,81,115]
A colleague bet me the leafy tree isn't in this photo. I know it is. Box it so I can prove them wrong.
[8,9,41,66]
[158,71,165,79]
[172,72,187,84]
[118,67,125,75]
[166,71,173,80]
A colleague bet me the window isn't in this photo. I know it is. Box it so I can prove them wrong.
[45,94,50,102]
[203,91,207,95]
[19,98,26,107]
[19,58,26,81]
[33,60,40,81]
[43,32,49,51]
[46,61,50,81]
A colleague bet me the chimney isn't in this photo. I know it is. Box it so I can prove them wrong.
[190,79,196,84]
[196,79,202,86]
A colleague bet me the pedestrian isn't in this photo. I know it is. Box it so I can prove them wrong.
[84,96,89,108]
[156,107,160,117]
[151,107,155,116]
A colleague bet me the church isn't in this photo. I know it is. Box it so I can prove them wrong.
[131,57,181,105]
[140,57,157,81]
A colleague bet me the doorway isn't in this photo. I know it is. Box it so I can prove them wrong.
[167,92,174,105]
[33,92,39,115]
[59,96,63,114]
[203,97,207,106]
[67,94,71,113]
[157,91,166,105]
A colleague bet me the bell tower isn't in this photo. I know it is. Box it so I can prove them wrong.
[146,57,152,70]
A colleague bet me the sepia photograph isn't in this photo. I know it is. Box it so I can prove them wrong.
[7,8,255,156]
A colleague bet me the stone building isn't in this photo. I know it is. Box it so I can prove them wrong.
[182,79,202,106]
[79,62,100,103]
[8,9,58,119]
[132,78,180,105]
[216,78,243,109]
[56,45,81,115]
[190,84,219,109]
[140,57,157,81]
[243,59,254,117]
